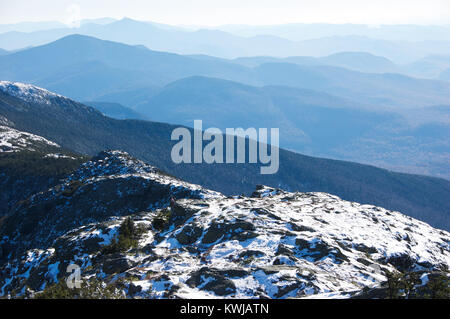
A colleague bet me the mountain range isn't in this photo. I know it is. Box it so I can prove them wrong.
[2,18,450,65]
[3,34,450,111]
[1,35,450,179]
[3,34,450,110]
[0,137,449,298]
[217,23,450,42]
[0,82,449,232]
[0,16,449,300]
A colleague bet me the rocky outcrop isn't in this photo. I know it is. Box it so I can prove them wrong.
[0,150,220,262]
[0,151,448,299]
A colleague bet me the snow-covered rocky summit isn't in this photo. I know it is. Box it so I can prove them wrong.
[0,125,86,217]
[0,81,99,115]
[0,150,221,264]
[0,125,60,152]
[0,81,66,105]
[64,150,221,199]
[1,172,448,298]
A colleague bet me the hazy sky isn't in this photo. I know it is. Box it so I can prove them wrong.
[1,0,449,26]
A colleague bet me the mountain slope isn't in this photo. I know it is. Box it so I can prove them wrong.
[0,158,448,298]
[0,124,60,153]
[319,52,398,73]
[84,101,147,120]
[0,150,219,263]
[131,76,449,180]
[133,75,395,152]
[0,124,87,216]
[0,34,256,100]
[403,55,450,79]
[255,63,450,109]
[133,76,306,146]
[0,82,449,231]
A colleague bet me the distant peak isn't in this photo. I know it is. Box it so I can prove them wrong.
[55,33,97,42]
[119,17,136,22]
[324,51,390,60]
[116,17,142,25]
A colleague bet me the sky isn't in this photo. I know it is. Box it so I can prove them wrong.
[1,0,449,26]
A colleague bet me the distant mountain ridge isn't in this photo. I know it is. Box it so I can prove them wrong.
[2,34,450,109]
[0,34,256,99]
[2,18,450,63]
[125,75,450,180]
[1,37,449,181]
[217,23,450,42]
[234,51,399,74]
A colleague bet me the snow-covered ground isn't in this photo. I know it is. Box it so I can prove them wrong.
[1,174,448,298]
[0,125,59,152]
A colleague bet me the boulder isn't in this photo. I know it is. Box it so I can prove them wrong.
[176,225,203,245]
[102,254,134,274]
[202,219,257,244]
[186,267,236,296]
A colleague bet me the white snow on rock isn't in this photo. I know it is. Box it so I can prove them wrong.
[129,189,449,298]
[44,153,76,159]
[2,184,448,299]
[0,81,65,105]
[64,150,222,199]
[0,125,60,152]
